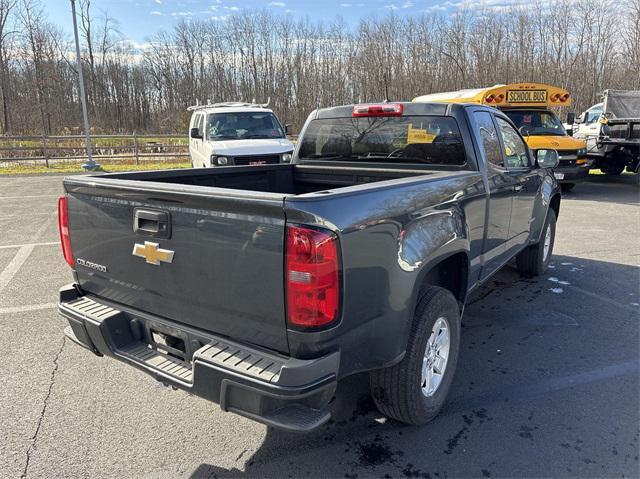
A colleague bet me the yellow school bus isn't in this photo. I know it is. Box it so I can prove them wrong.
[413,83,588,191]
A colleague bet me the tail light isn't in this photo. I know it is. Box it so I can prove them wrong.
[352,103,403,117]
[559,93,570,102]
[286,225,340,329]
[57,196,74,267]
[495,93,505,103]
[550,93,560,102]
[485,94,495,103]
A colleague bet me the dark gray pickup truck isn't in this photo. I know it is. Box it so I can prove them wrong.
[58,102,561,432]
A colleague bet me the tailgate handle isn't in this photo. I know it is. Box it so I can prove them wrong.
[134,209,171,239]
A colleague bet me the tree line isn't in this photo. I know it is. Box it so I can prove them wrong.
[0,0,638,135]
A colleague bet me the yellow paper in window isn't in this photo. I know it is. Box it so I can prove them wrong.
[407,124,435,144]
[505,146,513,156]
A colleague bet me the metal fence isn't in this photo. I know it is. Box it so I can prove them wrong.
[0,134,189,167]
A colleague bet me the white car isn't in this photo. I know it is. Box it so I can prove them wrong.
[188,102,294,167]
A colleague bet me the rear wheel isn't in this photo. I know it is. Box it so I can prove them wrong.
[370,286,460,425]
[516,208,556,276]
[560,183,575,193]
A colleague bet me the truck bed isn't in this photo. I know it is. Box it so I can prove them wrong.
[101,163,436,196]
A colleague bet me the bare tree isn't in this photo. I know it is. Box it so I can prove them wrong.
[1,2,639,134]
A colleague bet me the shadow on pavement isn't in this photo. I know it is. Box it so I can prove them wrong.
[189,254,639,478]
[565,173,639,205]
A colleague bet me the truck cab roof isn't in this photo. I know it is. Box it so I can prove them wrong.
[313,101,452,119]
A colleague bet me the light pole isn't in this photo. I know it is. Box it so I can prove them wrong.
[70,0,98,170]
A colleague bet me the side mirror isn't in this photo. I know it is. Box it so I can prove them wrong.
[536,149,559,169]
[284,124,292,135]
[577,112,586,124]
[566,112,575,125]
[190,127,202,139]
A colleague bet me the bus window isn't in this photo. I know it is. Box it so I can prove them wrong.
[504,110,566,137]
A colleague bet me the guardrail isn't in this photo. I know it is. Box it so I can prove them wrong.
[0,134,189,167]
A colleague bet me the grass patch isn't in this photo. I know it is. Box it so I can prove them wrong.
[0,161,191,175]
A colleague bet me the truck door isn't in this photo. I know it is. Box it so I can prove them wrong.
[470,110,514,279]
[494,116,541,256]
[575,104,603,155]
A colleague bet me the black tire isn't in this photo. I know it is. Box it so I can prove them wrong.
[516,208,556,276]
[602,165,624,175]
[560,183,575,193]
[370,286,461,425]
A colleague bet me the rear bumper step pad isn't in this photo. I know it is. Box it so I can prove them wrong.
[59,284,339,432]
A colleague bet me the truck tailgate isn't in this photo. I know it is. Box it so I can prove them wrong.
[63,178,289,353]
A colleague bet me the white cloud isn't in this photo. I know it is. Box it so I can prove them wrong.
[150,10,162,15]
[384,4,399,10]
[154,0,162,4]
[402,1,414,7]
[424,0,565,13]
[268,1,286,7]
[224,5,240,11]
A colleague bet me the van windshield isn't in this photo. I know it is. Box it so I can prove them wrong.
[298,116,466,165]
[504,110,567,136]
[206,112,285,141]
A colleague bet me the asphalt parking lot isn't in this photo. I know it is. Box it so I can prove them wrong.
[0,173,638,478]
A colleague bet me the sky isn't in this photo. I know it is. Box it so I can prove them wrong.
[43,0,469,43]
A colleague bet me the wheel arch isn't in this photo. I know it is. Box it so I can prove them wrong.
[412,249,470,313]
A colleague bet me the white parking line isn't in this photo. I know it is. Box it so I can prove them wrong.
[0,241,58,250]
[0,211,56,293]
[32,210,57,240]
[0,195,60,199]
[0,213,57,219]
[0,245,35,294]
[0,303,57,315]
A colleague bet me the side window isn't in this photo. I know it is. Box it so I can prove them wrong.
[496,117,530,168]
[586,106,602,124]
[473,111,503,167]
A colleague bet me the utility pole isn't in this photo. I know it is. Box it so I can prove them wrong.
[70,0,98,170]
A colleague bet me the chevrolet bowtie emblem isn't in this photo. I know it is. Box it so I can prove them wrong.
[132,241,175,265]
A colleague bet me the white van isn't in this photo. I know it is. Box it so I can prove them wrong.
[188,102,294,167]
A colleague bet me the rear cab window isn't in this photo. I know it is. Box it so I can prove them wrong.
[473,111,503,167]
[298,115,467,166]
